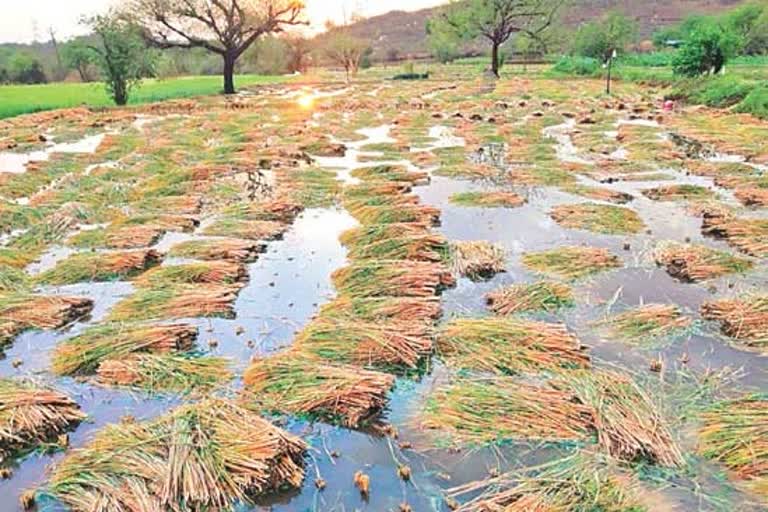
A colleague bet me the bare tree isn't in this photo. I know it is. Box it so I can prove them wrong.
[285,35,311,73]
[323,33,369,83]
[127,0,305,94]
[432,0,564,77]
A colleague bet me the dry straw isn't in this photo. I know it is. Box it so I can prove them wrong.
[522,246,622,280]
[449,241,506,280]
[486,281,574,315]
[701,295,768,352]
[654,242,752,282]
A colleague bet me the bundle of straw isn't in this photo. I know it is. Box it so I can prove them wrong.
[340,222,431,248]
[203,218,288,241]
[47,399,306,511]
[550,203,645,235]
[702,215,768,257]
[698,394,767,496]
[421,376,593,445]
[103,225,166,249]
[449,241,506,280]
[332,261,455,298]
[449,191,527,208]
[562,185,633,204]
[168,238,265,262]
[734,188,768,208]
[522,246,622,280]
[346,234,449,262]
[319,296,442,323]
[642,184,713,202]
[343,193,421,218]
[109,284,240,322]
[437,317,589,374]
[0,378,85,459]
[134,261,248,287]
[244,354,395,427]
[295,316,433,369]
[654,242,752,282]
[351,165,429,185]
[350,204,441,226]
[52,322,198,376]
[447,452,646,512]
[0,295,93,347]
[556,370,683,467]
[38,249,162,285]
[97,353,231,392]
[701,296,768,351]
[486,281,574,315]
[597,304,692,344]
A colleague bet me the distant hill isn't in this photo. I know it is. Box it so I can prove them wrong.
[313,0,745,60]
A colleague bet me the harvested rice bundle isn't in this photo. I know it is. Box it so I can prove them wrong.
[486,281,574,315]
[351,165,429,185]
[449,191,527,208]
[347,234,449,262]
[46,398,306,511]
[168,238,265,262]
[448,453,646,512]
[550,203,645,235]
[557,370,683,467]
[0,294,93,348]
[133,261,248,287]
[449,241,506,280]
[320,296,442,323]
[244,354,395,427]
[0,378,85,461]
[225,196,304,222]
[698,395,767,497]
[422,376,593,446]
[52,322,198,376]
[294,317,433,369]
[340,222,431,248]
[701,296,768,352]
[203,218,287,241]
[734,188,768,207]
[351,204,441,226]
[0,266,29,293]
[522,246,622,280]
[343,191,420,216]
[37,249,161,285]
[68,224,165,249]
[654,242,752,282]
[597,304,692,345]
[343,181,413,199]
[562,185,634,204]
[702,215,768,257]
[97,353,231,392]
[686,200,733,218]
[333,261,455,298]
[437,317,589,374]
[108,284,240,322]
[642,184,714,201]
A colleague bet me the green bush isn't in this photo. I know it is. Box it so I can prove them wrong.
[552,56,600,76]
[735,85,768,119]
[673,23,740,76]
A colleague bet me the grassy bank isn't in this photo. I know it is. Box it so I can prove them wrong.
[0,74,287,119]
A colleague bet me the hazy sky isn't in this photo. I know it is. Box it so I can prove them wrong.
[0,0,447,43]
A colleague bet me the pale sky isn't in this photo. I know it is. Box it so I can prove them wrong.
[0,0,448,43]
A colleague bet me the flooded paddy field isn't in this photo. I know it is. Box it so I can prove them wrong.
[0,73,766,511]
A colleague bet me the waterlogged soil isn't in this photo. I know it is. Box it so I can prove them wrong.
[0,74,767,511]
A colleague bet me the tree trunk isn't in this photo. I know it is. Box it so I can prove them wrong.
[223,53,236,95]
[491,42,501,78]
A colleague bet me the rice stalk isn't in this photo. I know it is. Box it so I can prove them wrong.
[702,214,768,258]
[0,294,93,348]
[596,304,692,345]
[550,203,645,235]
[449,191,527,208]
[340,222,431,247]
[108,284,240,322]
[486,281,574,315]
[202,218,288,241]
[449,241,506,280]
[167,238,265,262]
[346,234,449,262]
[643,184,714,202]
[97,353,231,393]
[37,249,162,285]
[654,242,752,282]
[701,296,768,352]
[319,296,442,323]
[522,246,622,280]
[133,261,248,287]
[332,261,455,298]
[351,204,441,226]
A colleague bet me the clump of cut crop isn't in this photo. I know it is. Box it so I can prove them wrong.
[343,191,420,218]
[0,294,93,348]
[67,224,165,250]
[654,242,752,282]
[96,353,231,393]
[351,204,441,225]
[556,370,683,467]
[202,218,287,241]
[168,238,265,262]
[643,184,714,201]
[346,234,449,262]
[351,165,429,185]
[0,378,85,462]
[702,214,768,258]
[332,261,455,298]
[447,452,647,512]
[320,296,442,323]
[550,203,645,235]
[449,191,527,208]
[486,281,574,315]
[596,304,693,345]
[0,266,29,293]
[698,394,767,498]
[52,322,198,376]
[108,284,240,322]
[37,249,161,285]
[701,295,768,352]
[45,399,307,511]
[133,261,247,287]
[448,241,506,280]
[244,353,395,427]
[437,317,589,374]
[562,185,634,204]
[522,246,622,280]
[223,196,303,223]
[734,187,768,207]
[294,316,433,369]
[340,222,430,248]
[421,376,593,446]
